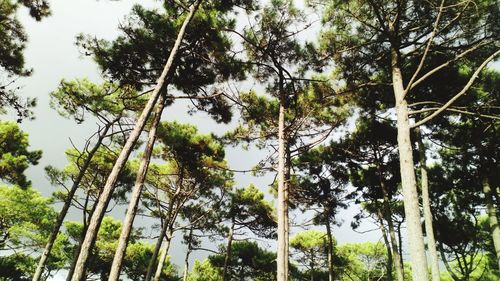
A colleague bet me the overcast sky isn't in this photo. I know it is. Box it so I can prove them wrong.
[7,0,382,278]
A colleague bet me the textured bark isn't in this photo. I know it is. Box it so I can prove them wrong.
[33,124,111,281]
[276,72,289,281]
[325,215,335,281]
[108,95,166,281]
[69,2,202,280]
[391,47,429,281]
[222,219,235,281]
[483,178,500,269]
[416,128,440,281]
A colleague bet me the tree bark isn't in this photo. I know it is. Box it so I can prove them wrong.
[483,177,500,269]
[277,70,289,281]
[325,214,335,281]
[107,95,166,281]
[416,127,440,281]
[222,219,235,281]
[33,123,112,281]
[69,2,202,280]
[391,47,429,281]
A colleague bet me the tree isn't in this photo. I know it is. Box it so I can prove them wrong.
[0,121,41,188]
[208,241,277,281]
[290,230,329,281]
[336,242,395,281]
[0,0,50,121]
[321,1,499,279]
[221,184,276,281]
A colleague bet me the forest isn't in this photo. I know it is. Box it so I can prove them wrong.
[0,0,499,280]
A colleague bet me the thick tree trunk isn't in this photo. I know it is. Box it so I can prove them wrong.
[325,214,335,281]
[277,72,289,281]
[153,230,173,281]
[483,177,500,269]
[222,219,235,281]
[391,48,429,281]
[69,2,202,280]
[416,127,440,281]
[108,95,166,281]
[33,123,111,281]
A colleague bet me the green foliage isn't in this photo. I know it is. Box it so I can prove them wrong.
[189,259,222,281]
[49,78,146,123]
[209,241,277,281]
[290,230,329,277]
[335,242,391,281]
[0,0,50,121]
[0,121,42,188]
[226,184,276,238]
[64,216,178,280]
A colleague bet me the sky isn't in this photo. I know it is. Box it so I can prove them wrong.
[6,0,383,278]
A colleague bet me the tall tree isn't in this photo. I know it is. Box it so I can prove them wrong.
[321,1,499,279]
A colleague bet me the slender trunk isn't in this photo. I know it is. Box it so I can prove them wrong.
[374,149,404,281]
[69,2,202,280]
[182,228,194,281]
[439,245,459,281]
[222,219,235,281]
[277,69,289,281]
[310,250,315,281]
[145,222,168,281]
[284,147,291,277]
[387,214,404,281]
[483,177,500,269]
[397,222,404,276]
[325,214,335,281]
[33,123,112,281]
[153,230,173,281]
[376,206,394,281]
[416,127,440,281]
[108,95,166,281]
[391,47,429,281]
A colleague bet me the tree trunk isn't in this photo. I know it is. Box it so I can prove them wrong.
[277,70,289,281]
[69,2,202,280]
[108,95,166,281]
[416,127,440,281]
[153,230,173,281]
[33,123,112,281]
[222,219,235,281]
[376,207,394,281]
[387,213,404,281]
[145,221,169,281]
[483,177,500,269]
[391,47,429,281]
[181,228,194,281]
[325,214,335,281]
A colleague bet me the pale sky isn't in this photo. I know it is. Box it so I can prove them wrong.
[7,0,381,278]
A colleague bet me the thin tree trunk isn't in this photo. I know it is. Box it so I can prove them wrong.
[153,230,173,281]
[391,47,429,281]
[182,228,194,281]
[376,207,394,281]
[222,219,235,281]
[483,177,500,269]
[416,127,440,281]
[277,69,289,281]
[325,214,335,281]
[374,149,404,281]
[33,123,112,281]
[69,2,202,280]
[145,221,169,281]
[108,95,167,281]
